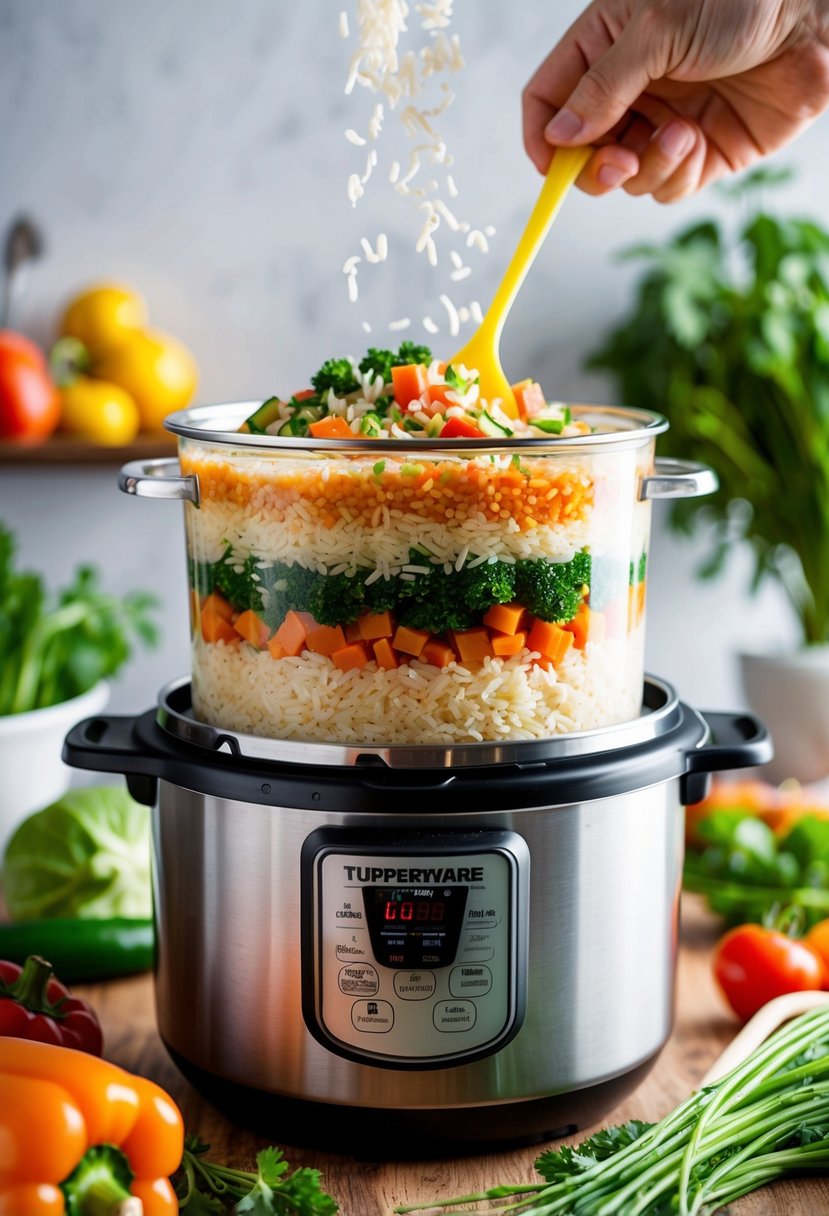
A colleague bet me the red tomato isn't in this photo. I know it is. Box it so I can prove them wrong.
[713,924,826,1021]
[0,330,61,443]
[441,417,485,439]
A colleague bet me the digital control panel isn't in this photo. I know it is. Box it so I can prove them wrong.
[303,831,529,1066]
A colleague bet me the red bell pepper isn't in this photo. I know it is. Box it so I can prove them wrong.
[440,417,485,438]
[0,954,103,1055]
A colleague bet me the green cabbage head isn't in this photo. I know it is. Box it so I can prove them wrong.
[3,786,151,920]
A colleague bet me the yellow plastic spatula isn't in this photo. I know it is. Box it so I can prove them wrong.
[449,145,592,419]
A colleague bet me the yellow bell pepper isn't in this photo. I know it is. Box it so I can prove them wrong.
[0,1037,183,1216]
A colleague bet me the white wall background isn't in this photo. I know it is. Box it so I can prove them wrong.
[1,0,821,716]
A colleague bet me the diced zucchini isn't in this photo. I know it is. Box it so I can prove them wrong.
[478,411,513,437]
[241,396,282,434]
[360,413,384,437]
[531,417,565,435]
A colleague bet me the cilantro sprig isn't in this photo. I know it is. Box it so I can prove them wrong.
[174,1136,338,1216]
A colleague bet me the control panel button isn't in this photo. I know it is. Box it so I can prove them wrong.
[457,932,494,963]
[449,964,492,997]
[336,935,370,962]
[351,1000,394,1032]
[433,1000,477,1032]
[393,970,436,1000]
[338,964,379,996]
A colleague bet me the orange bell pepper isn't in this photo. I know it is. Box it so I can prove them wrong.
[0,1037,183,1216]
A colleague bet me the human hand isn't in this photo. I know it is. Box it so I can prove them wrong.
[523,0,829,201]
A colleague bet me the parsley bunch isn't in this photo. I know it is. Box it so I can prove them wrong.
[174,1136,338,1215]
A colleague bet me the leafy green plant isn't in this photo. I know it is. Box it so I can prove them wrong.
[587,167,829,644]
[0,523,158,714]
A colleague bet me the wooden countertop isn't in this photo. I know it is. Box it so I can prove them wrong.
[77,896,828,1215]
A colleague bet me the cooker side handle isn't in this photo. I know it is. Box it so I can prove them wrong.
[640,458,718,501]
[118,458,200,505]
[680,709,773,804]
[63,713,160,806]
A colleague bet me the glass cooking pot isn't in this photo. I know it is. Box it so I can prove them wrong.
[119,403,716,745]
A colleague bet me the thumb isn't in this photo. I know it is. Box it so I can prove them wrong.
[545,21,665,146]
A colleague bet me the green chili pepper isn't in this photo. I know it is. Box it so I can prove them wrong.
[0,917,154,983]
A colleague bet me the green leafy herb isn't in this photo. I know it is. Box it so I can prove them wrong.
[684,810,829,927]
[3,786,152,921]
[0,525,158,715]
[175,1135,338,1215]
[586,172,829,644]
[397,1008,829,1216]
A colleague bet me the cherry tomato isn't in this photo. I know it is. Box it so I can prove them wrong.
[713,923,826,1021]
[805,919,829,984]
[0,331,61,444]
[441,416,485,439]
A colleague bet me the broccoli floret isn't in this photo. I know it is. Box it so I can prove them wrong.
[359,342,433,385]
[396,340,432,367]
[399,592,476,633]
[308,572,366,625]
[213,554,265,614]
[459,560,516,614]
[362,573,401,614]
[310,357,359,396]
[515,552,591,623]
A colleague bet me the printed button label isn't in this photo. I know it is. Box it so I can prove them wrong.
[449,964,492,997]
[465,908,497,929]
[433,1000,477,1032]
[338,963,379,996]
[457,932,494,963]
[351,999,394,1033]
[393,970,436,1000]
[336,934,369,962]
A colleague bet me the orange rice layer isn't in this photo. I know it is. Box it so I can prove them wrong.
[181,455,593,532]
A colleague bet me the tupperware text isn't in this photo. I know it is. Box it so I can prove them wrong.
[343,866,484,883]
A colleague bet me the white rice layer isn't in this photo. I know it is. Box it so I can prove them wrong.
[191,630,645,745]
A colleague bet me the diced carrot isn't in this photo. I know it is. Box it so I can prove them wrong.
[422,639,455,668]
[491,630,527,657]
[203,591,233,621]
[359,610,396,640]
[234,609,270,649]
[305,623,347,657]
[393,624,431,657]
[527,619,574,664]
[391,363,428,407]
[294,388,316,401]
[453,627,493,666]
[563,604,590,650]
[331,641,370,672]
[309,416,353,439]
[373,638,399,670]
[201,607,239,646]
[273,609,311,657]
[427,383,454,411]
[510,379,546,420]
[483,602,526,636]
[344,620,363,644]
[267,637,285,659]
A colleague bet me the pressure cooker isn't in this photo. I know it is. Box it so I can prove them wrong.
[64,676,770,1154]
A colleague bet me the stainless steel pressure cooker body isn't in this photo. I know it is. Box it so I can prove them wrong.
[64,678,770,1154]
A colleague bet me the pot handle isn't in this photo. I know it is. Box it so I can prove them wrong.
[63,713,161,806]
[640,458,718,501]
[680,709,773,804]
[118,457,200,505]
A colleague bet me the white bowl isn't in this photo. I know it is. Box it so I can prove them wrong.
[740,646,829,784]
[0,682,110,855]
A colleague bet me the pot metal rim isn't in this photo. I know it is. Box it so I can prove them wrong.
[155,675,682,769]
[163,402,669,452]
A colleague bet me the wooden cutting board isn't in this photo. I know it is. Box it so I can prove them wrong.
[78,896,829,1215]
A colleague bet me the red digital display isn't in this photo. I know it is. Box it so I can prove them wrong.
[384,899,445,923]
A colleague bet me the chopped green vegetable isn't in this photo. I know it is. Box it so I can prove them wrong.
[3,787,151,921]
[174,1134,339,1215]
[243,397,282,434]
[396,340,432,367]
[373,460,386,476]
[515,552,591,623]
[309,358,359,397]
[358,341,433,384]
[0,525,159,716]
[530,417,565,435]
[684,810,829,927]
[398,1006,829,1216]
